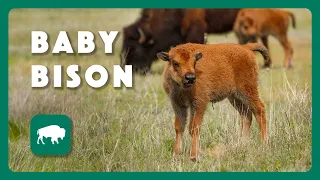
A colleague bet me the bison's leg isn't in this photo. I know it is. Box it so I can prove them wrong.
[172,102,187,157]
[37,136,41,144]
[235,33,247,45]
[279,34,293,68]
[253,99,267,143]
[189,103,206,161]
[246,92,267,143]
[228,95,253,137]
[38,136,45,144]
[261,36,273,68]
[51,137,59,145]
[235,31,252,45]
[261,36,269,49]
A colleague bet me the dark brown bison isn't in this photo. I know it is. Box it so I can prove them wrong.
[121,9,241,74]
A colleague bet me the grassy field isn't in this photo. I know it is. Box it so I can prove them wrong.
[8,8,312,172]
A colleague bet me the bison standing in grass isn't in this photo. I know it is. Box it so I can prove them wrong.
[121,9,241,74]
[233,8,296,68]
[157,43,269,161]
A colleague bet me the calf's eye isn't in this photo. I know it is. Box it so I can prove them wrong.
[173,62,179,68]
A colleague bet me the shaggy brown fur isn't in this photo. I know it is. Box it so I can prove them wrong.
[157,43,268,161]
[181,9,208,43]
[121,9,241,73]
[233,8,296,68]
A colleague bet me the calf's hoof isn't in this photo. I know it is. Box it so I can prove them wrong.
[190,156,200,162]
[172,153,181,162]
[287,65,293,69]
[262,137,268,145]
[262,64,271,69]
[283,63,293,69]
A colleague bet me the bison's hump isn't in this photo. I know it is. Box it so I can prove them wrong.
[39,125,61,129]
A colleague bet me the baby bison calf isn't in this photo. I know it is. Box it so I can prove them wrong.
[233,8,296,68]
[157,43,269,161]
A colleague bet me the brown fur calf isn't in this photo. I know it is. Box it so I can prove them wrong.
[157,43,268,161]
[233,8,296,68]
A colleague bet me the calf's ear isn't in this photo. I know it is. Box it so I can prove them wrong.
[245,17,254,26]
[157,52,170,61]
[195,52,202,61]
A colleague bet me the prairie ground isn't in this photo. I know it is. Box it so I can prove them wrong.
[8,8,311,172]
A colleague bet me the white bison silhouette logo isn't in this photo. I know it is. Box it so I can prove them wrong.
[37,125,66,145]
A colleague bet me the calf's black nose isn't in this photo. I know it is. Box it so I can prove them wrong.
[185,73,196,82]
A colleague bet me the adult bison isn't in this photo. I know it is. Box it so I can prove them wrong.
[120,9,241,74]
[37,125,66,145]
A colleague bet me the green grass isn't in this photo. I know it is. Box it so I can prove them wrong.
[8,8,311,172]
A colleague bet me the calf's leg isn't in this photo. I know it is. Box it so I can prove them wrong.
[172,102,187,156]
[247,94,267,143]
[253,99,267,142]
[189,103,206,161]
[241,81,267,143]
[235,32,247,45]
[261,36,273,67]
[279,34,293,68]
[228,95,253,137]
[174,116,186,156]
[261,36,269,49]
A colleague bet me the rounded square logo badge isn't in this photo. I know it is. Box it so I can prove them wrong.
[30,114,72,156]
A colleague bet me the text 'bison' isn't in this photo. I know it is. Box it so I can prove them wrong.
[37,125,66,145]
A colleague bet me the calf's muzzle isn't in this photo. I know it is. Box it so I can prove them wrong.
[184,72,196,85]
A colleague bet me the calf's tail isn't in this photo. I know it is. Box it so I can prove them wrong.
[245,43,271,68]
[37,129,39,135]
[288,11,296,29]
